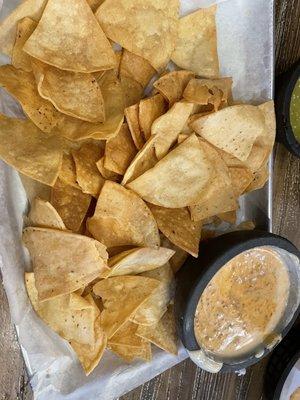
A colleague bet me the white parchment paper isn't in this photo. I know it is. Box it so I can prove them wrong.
[0,0,274,399]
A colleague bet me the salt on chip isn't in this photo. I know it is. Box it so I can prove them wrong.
[125,104,144,150]
[148,205,202,257]
[0,114,62,186]
[23,0,116,73]
[131,263,174,326]
[96,0,179,70]
[171,6,219,78]
[12,17,37,72]
[191,105,266,161]
[127,134,214,208]
[104,123,137,175]
[109,340,151,363]
[0,0,47,56]
[119,50,156,88]
[189,140,237,221]
[32,60,105,122]
[23,227,108,301]
[93,275,160,338]
[96,157,120,182]
[136,305,178,355]
[87,181,160,248]
[0,65,61,133]
[72,142,105,197]
[55,70,124,141]
[160,234,188,274]
[102,247,175,278]
[153,70,195,106]
[151,101,195,159]
[139,94,167,141]
[29,198,66,229]
[51,178,91,232]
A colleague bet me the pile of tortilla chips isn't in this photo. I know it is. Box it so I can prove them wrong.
[0,0,275,376]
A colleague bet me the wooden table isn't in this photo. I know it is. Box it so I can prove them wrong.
[0,0,300,399]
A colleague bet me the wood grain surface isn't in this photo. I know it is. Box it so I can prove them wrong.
[0,0,299,399]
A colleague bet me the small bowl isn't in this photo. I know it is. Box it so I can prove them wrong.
[174,230,300,373]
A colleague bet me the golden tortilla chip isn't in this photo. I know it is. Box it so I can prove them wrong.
[55,70,124,141]
[122,135,158,185]
[120,75,144,107]
[246,163,269,192]
[0,0,47,56]
[131,263,174,326]
[153,70,195,106]
[171,6,219,78]
[93,275,160,337]
[0,65,61,133]
[127,135,214,208]
[32,60,105,122]
[96,157,121,182]
[183,77,233,110]
[108,321,143,348]
[29,198,66,229]
[23,0,116,73]
[119,50,156,88]
[229,166,254,196]
[189,140,237,221]
[0,114,62,186]
[51,178,91,231]
[104,123,137,175]
[160,234,188,274]
[20,174,51,204]
[217,210,237,225]
[59,153,79,189]
[148,205,202,257]
[109,340,151,362]
[191,105,267,161]
[96,0,179,70]
[87,181,160,248]
[136,305,178,355]
[102,247,175,278]
[72,143,105,197]
[151,101,195,159]
[125,104,145,150]
[23,227,108,300]
[139,94,167,141]
[12,17,37,72]
[87,0,105,11]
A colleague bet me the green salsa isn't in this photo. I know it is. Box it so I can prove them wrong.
[290,78,300,143]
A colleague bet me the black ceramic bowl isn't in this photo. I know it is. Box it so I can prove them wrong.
[175,230,300,372]
[275,59,300,157]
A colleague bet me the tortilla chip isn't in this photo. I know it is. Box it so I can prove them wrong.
[229,166,254,196]
[102,247,175,278]
[96,0,179,70]
[88,0,105,11]
[0,65,62,133]
[23,227,108,300]
[0,114,62,186]
[191,105,266,161]
[108,321,143,348]
[23,0,116,73]
[72,143,105,197]
[183,77,233,110]
[55,70,124,141]
[119,50,156,88]
[12,17,37,72]
[125,104,145,150]
[160,234,188,274]
[246,163,269,192]
[29,198,66,229]
[87,181,160,248]
[139,94,167,141]
[148,205,202,257]
[120,75,144,107]
[93,275,160,337]
[217,210,237,225]
[131,263,174,326]
[104,123,137,175]
[189,140,237,221]
[153,70,195,106]
[20,174,51,204]
[127,135,214,208]
[109,340,151,362]
[151,101,195,159]
[0,0,47,56]
[122,135,158,185]
[96,157,121,182]
[171,6,219,78]
[59,153,79,189]
[32,60,105,122]
[136,305,177,355]
[51,178,91,231]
